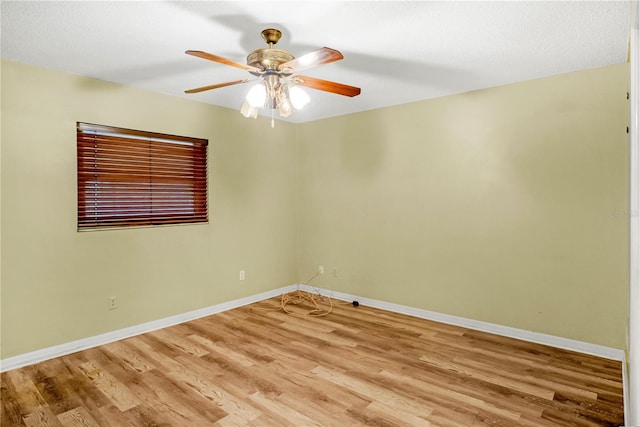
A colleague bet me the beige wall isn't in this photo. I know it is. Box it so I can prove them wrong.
[1,60,629,358]
[296,64,629,349]
[0,60,298,358]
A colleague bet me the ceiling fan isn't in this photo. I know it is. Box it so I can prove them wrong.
[184,28,361,123]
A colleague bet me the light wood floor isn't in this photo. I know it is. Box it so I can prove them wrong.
[1,293,625,426]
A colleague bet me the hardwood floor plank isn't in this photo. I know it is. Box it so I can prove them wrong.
[101,341,155,374]
[56,407,100,427]
[248,391,319,426]
[1,294,624,426]
[77,361,140,412]
[4,369,48,415]
[125,336,195,374]
[273,390,353,426]
[244,412,291,426]
[311,365,434,421]
[378,369,522,422]
[148,328,209,358]
[167,362,263,424]
[1,375,26,426]
[31,362,91,417]
[430,333,622,395]
[345,405,409,427]
[187,334,256,368]
[366,400,432,426]
[132,369,227,425]
[22,406,62,427]
[56,357,112,419]
[541,407,607,427]
[455,356,599,400]
[419,353,556,400]
[118,404,167,427]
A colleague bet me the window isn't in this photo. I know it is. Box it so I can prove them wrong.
[77,123,208,230]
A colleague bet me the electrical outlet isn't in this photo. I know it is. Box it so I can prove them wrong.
[319,265,324,275]
[332,268,338,278]
[239,270,245,281]
[108,296,117,310]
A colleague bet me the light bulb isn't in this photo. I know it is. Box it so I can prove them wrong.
[289,86,310,110]
[245,83,267,108]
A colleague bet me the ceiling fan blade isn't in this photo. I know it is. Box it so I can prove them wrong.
[185,78,255,94]
[294,75,361,97]
[185,50,262,73]
[278,48,343,74]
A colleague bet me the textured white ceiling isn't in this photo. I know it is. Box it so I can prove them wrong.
[0,1,631,123]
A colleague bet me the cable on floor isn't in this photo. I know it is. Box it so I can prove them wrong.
[280,271,333,316]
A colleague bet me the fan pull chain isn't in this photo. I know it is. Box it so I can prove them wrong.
[271,108,275,128]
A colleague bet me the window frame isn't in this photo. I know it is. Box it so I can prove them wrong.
[77,122,208,230]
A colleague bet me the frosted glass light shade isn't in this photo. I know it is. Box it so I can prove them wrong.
[240,100,258,118]
[246,83,267,108]
[289,86,310,110]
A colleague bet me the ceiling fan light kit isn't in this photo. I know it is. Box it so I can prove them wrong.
[185,28,361,126]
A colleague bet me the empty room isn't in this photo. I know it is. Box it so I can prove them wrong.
[1,1,639,426]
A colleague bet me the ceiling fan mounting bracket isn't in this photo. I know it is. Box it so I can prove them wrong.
[261,28,282,47]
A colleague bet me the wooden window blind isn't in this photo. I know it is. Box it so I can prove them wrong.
[77,123,208,229]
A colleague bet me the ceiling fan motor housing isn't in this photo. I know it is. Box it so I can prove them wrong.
[247,48,294,72]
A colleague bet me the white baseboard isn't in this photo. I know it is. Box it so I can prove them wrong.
[1,283,626,369]
[0,285,296,373]
[298,284,626,362]
[2,283,629,425]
